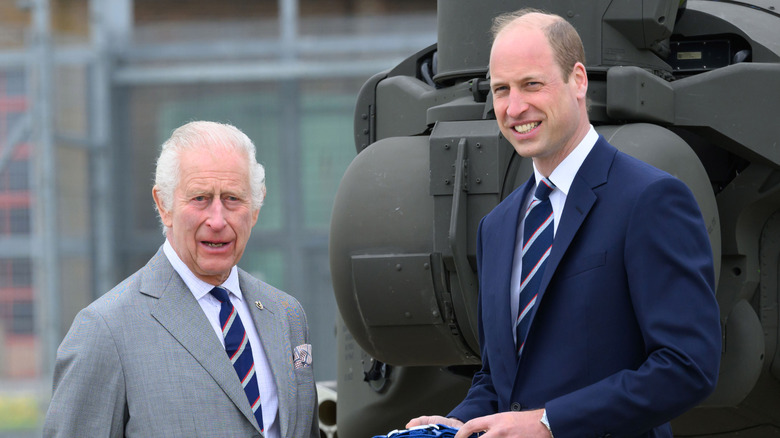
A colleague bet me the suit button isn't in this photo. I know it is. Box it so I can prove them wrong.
[510,402,522,411]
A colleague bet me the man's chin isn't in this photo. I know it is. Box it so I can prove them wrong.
[193,263,234,284]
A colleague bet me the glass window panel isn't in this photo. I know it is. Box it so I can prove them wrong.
[0,258,9,284]
[300,93,356,230]
[11,300,34,334]
[4,69,25,96]
[239,248,285,292]
[12,258,32,288]
[8,158,29,191]
[9,208,29,235]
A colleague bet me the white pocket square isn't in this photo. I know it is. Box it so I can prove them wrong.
[293,343,312,369]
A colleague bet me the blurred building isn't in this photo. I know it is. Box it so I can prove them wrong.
[0,0,435,433]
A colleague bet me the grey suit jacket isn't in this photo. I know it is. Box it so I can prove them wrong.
[44,246,319,438]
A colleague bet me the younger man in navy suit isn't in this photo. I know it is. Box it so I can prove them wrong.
[408,9,721,438]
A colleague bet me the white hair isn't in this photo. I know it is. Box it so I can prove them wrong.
[153,121,266,235]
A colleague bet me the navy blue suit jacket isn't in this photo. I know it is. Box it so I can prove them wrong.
[449,137,721,438]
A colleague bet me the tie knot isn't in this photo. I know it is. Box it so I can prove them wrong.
[210,286,230,303]
[534,177,555,201]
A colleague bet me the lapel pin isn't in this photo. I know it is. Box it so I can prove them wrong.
[255,300,264,310]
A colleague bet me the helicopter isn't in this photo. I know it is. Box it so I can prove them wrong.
[329,1,780,436]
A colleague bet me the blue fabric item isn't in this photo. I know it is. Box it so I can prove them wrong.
[371,424,479,438]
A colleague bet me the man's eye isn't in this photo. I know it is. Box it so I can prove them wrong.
[193,196,207,202]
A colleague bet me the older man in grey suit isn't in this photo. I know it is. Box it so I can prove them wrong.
[44,121,318,437]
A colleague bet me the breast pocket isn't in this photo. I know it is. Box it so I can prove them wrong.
[562,251,606,277]
[294,365,315,385]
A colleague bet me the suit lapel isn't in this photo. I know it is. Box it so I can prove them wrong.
[142,248,263,432]
[485,179,534,379]
[524,138,615,335]
[240,272,294,438]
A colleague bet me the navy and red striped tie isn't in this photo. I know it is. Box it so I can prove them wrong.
[210,286,264,431]
[515,177,555,357]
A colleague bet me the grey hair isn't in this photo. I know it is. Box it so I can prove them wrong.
[153,121,266,235]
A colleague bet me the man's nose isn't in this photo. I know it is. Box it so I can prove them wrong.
[506,90,529,118]
[206,199,227,229]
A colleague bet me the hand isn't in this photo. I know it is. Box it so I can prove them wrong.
[406,415,464,429]
[454,410,551,438]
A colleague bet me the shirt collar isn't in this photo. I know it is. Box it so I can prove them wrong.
[533,125,599,195]
[163,239,243,302]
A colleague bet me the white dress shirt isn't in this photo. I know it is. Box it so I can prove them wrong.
[163,240,280,438]
[510,126,599,341]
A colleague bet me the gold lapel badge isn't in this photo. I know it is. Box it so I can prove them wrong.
[255,300,264,310]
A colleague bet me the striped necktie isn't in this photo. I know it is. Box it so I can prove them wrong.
[210,286,264,432]
[515,177,555,357]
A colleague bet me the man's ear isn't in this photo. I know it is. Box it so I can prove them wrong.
[152,186,173,228]
[571,61,588,99]
[251,186,265,227]
[251,208,260,228]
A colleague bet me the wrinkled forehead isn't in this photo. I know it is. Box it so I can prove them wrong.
[179,145,249,176]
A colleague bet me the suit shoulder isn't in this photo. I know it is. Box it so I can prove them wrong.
[600,148,701,221]
[84,267,146,316]
[611,148,676,184]
[85,252,171,316]
[601,149,697,204]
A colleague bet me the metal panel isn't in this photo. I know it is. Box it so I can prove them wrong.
[429,120,504,196]
[352,253,442,327]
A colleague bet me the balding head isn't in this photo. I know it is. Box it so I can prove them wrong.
[491,9,585,83]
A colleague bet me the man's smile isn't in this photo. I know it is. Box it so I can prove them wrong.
[513,121,541,134]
